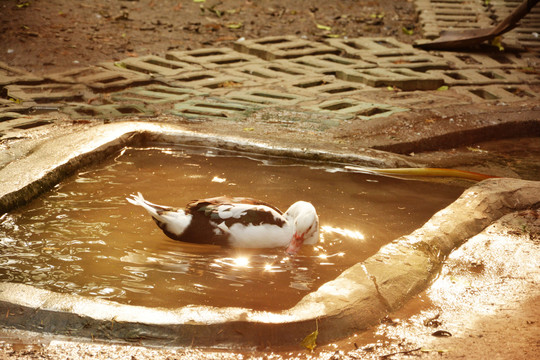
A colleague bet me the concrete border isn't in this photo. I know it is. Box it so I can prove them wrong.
[1,122,539,347]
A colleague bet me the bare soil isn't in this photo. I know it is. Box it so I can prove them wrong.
[0,0,418,75]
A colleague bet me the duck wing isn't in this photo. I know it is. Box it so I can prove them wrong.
[187,196,283,215]
[180,197,288,247]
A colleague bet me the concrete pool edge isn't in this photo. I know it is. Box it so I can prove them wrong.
[1,122,539,347]
[0,122,420,215]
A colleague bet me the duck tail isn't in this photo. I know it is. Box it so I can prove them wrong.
[127,193,171,218]
[127,193,192,239]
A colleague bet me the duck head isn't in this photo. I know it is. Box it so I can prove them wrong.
[284,201,319,255]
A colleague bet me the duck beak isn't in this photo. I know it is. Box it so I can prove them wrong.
[285,233,304,255]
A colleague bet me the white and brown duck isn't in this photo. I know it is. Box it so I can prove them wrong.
[127,193,319,255]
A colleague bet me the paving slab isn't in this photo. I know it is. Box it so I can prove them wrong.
[285,54,376,74]
[0,116,52,136]
[431,68,535,86]
[233,35,339,60]
[337,67,445,91]
[220,60,319,87]
[162,70,258,93]
[284,75,371,97]
[439,51,537,69]
[0,61,43,86]
[454,84,540,103]
[326,37,417,57]
[170,98,261,121]
[111,84,208,104]
[4,83,88,104]
[489,0,540,49]
[114,55,202,77]
[224,89,312,106]
[61,103,154,120]
[47,66,153,91]
[303,98,409,121]
[414,0,493,39]
[166,47,262,69]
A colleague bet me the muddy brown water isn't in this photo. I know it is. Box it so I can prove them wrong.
[0,146,463,311]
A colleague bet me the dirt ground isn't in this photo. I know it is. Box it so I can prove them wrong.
[0,0,418,75]
[1,0,539,359]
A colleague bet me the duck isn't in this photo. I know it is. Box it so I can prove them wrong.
[126,193,319,255]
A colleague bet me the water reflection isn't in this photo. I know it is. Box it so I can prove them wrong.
[0,146,462,311]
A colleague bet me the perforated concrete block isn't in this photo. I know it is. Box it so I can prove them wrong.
[62,103,154,119]
[285,75,370,96]
[455,85,540,103]
[337,68,444,91]
[224,89,311,106]
[431,69,532,86]
[304,98,408,120]
[439,52,534,69]
[5,84,87,104]
[170,98,260,121]
[163,70,256,93]
[326,37,415,57]
[166,47,262,69]
[48,66,153,90]
[233,35,339,60]
[111,85,207,104]
[114,55,201,77]
[0,62,43,86]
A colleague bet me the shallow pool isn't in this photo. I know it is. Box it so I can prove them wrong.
[0,145,463,311]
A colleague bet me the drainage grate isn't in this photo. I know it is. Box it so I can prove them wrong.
[111,85,207,104]
[233,35,339,60]
[113,55,202,77]
[5,83,87,104]
[166,47,261,69]
[61,104,154,119]
[170,98,260,121]
[48,66,152,91]
[337,68,444,91]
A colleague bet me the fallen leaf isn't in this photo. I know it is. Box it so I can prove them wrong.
[226,22,243,29]
[402,26,414,35]
[437,85,449,91]
[243,127,255,132]
[491,36,504,51]
[301,329,318,351]
[431,330,452,337]
[316,24,332,31]
[301,319,319,351]
[193,0,205,2]
[325,33,343,38]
